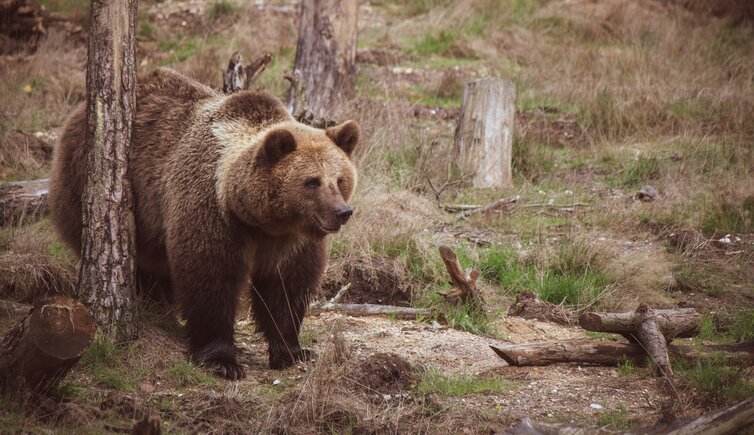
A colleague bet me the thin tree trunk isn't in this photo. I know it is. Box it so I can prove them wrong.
[288,0,359,122]
[79,0,139,341]
[454,78,516,188]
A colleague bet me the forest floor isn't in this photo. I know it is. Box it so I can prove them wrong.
[1,0,754,433]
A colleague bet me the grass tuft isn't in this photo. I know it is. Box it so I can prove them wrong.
[167,361,219,388]
[417,368,511,396]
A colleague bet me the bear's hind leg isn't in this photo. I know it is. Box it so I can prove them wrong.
[250,241,326,369]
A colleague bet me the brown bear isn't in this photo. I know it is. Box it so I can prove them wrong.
[48,68,359,379]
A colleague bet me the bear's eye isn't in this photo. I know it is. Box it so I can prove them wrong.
[305,178,321,188]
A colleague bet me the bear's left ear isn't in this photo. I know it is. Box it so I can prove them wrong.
[326,120,360,157]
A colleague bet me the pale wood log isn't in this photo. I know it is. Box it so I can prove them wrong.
[490,339,754,367]
[309,303,432,320]
[288,0,359,122]
[454,195,519,219]
[659,396,754,435]
[0,178,49,226]
[635,307,671,376]
[0,296,95,392]
[579,307,700,340]
[438,245,485,310]
[454,78,515,188]
[507,396,754,435]
[80,0,139,340]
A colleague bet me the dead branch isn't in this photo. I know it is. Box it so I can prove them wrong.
[448,195,519,218]
[309,303,433,320]
[438,246,485,310]
[223,51,273,94]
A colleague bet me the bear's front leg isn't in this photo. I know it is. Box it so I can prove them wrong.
[168,229,247,380]
[250,240,326,369]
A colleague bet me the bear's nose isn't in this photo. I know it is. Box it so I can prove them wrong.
[335,205,353,225]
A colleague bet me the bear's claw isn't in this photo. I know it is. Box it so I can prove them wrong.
[205,360,246,380]
[269,347,315,370]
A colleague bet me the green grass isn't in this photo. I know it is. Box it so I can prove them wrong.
[417,368,511,396]
[167,361,219,388]
[480,242,614,307]
[676,353,754,405]
[700,197,754,236]
[616,359,636,376]
[157,37,204,65]
[209,0,238,18]
[728,310,754,342]
[607,155,663,188]
[440,299,495,336]
[596,406,632,430]
[409,31,457,57]
[80,338,140,392]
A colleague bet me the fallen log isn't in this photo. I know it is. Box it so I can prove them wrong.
[579,307,700,340]
[506,396,754,435]
[449,195,519,218]
[0,296,96,392]
[490,339,754,367]
[578,304,700,376]
[0,178,49,226]
[659,395,754,435]
[309,303,432,320]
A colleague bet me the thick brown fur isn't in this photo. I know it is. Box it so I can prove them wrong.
[48,68,359,379]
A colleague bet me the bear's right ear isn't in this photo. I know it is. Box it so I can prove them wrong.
[257,129,296,165]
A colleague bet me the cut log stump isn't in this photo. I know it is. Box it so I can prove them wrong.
[0,178,49,226]
[579,304,700,376]
[454,77,515,188]
[0,296,95,392]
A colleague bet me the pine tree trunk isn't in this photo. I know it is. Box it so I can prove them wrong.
[454,78,516,188]
[79,0,138,341]
[288,0,359,122]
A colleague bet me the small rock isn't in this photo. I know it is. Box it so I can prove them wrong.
[139,383,155,393]
[590,403,603,409]
[564,190,573,196]
[272,379,281,386]
[636,185,659,202]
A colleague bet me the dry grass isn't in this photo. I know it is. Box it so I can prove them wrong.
[0,220,76,302]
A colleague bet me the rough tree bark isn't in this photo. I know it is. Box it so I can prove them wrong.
[454,78,516,188]
[0,296,95,392]
[79,0,139,341]
[288,0,359,123]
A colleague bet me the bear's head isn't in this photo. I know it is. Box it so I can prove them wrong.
[224,120,359,239]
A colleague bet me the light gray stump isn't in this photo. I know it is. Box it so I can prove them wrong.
[454,78,516,188]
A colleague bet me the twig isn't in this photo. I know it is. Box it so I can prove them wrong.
[453,195,519,219]
[329,283,351,304]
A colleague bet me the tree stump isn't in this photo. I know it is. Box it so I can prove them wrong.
[0,178,48,226]
[438,246,485,313]
[454,78,516,188]
[579,305,701,376]
[80,0,139,341]
[0,296,95,392]
[222,51,272,94]
[288,0,359,123]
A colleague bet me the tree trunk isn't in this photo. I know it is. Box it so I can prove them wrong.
[0,296,95,392]
[0,178,48,226]
[454,78,515,188]
[288,0,359,122]
[80,0,139,341]
[490,339,754,367]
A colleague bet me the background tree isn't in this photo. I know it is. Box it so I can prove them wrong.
[78,0,139,341]
[288,0,358,123]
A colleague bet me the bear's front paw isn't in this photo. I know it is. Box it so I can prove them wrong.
[191,342,246,380]
[204,359,246,380]
[269,347,315,370]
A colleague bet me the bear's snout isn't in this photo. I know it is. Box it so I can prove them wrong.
[335,205,353,225]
